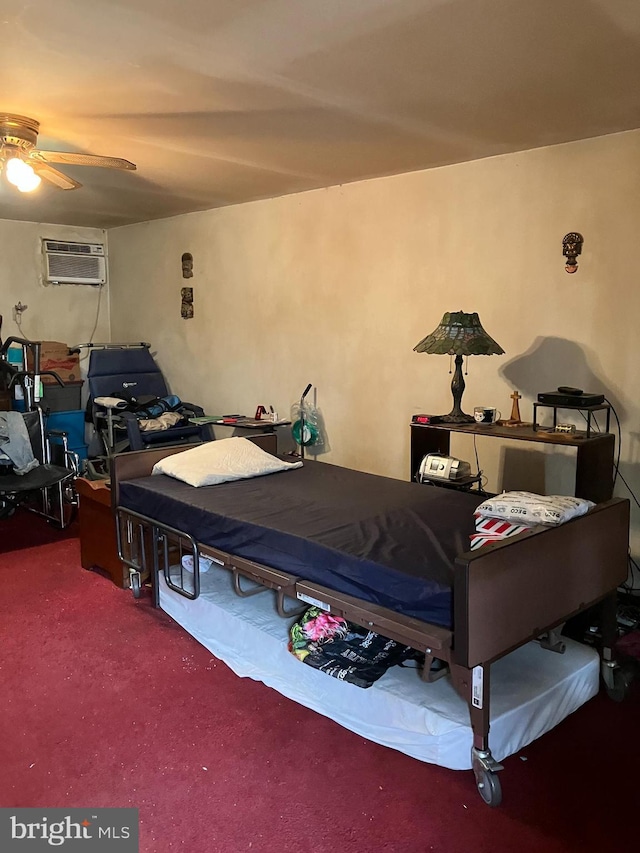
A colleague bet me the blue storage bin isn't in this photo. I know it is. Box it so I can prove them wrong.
[70,444,88,462]
[46,410,86,448]
[7,346,23,367]
[46,411,88,468]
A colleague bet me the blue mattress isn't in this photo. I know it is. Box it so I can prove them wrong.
[118,459,483,628]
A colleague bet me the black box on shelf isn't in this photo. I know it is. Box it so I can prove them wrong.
[40,381,84,412]
[537,391,605,407]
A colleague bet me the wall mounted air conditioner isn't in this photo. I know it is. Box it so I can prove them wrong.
[42,239,107,285]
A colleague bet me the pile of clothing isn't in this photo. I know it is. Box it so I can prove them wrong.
[94,393,188,432]
[289,606,421,689]
[0,411,38,475]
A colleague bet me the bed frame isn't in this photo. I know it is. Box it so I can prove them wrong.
[111,437,630,807]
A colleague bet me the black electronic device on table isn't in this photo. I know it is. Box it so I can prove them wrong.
[537,386,605,407]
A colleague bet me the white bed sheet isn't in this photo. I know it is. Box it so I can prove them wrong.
[159,567,599,771]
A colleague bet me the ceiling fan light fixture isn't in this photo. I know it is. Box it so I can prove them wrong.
[5,156,29,184]
[5,156,40,192]
[17,170,41,193]
[0,113,135,194]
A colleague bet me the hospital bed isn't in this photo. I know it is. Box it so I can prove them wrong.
[111,436,630,807]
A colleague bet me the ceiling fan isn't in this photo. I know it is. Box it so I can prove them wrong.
[0,113,136,192]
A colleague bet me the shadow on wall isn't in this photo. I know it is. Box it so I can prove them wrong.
[498,444,578,496]
[495,336,627,497]
[499,336,625,422]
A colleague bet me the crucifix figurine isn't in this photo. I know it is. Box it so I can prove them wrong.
[506,390,524,426]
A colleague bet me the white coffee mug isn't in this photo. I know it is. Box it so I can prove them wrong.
[474,406,501,425]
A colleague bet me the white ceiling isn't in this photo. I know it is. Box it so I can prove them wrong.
[1,0,639,229]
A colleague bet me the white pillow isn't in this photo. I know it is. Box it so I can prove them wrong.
[152,437,302,487]
[475,491,595,527]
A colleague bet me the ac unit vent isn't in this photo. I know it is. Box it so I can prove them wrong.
[42,239,107,285]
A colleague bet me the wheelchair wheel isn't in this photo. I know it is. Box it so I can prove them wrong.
[0,500,15,520]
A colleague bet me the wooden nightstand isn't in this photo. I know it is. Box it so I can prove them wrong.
[76,477,128,588]
[410,420,615,504]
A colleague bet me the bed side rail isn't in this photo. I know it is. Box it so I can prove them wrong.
[294,579,453,660]
[115,507,153,595]
[454,497,630,669]
[116,506,301,611]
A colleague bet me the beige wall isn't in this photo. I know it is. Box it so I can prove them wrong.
[0,220,110,376]
[108,129,640,558]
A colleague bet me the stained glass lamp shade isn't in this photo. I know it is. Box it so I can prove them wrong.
[413,311,505,423]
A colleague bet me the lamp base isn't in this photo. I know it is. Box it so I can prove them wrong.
[440,411,475,424]
[442,354,474,424]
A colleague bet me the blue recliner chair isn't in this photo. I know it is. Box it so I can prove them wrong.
[85,343,209,462]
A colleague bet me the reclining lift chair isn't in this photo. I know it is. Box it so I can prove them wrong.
[85,343,209,466]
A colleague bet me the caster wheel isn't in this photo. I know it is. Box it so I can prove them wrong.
[0,501,15,520]
[606,665,633,703]
[476,768,502,807]
[131,572,142,599]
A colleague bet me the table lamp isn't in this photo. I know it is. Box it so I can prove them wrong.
[414,311,504,423]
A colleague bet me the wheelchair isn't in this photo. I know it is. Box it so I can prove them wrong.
[0,332,80,527]
[81,342,211,477]
[0,407,79,528]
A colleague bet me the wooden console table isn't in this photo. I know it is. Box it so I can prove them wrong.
[410,421,615,504]
[76,477,128,588]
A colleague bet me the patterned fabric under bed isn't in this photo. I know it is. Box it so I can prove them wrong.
[118,458,484,628]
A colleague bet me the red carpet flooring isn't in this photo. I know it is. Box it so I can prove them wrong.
[1,510,639,853]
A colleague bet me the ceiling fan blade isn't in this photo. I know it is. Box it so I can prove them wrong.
[32,150,136,170]
[31,162,82,190]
